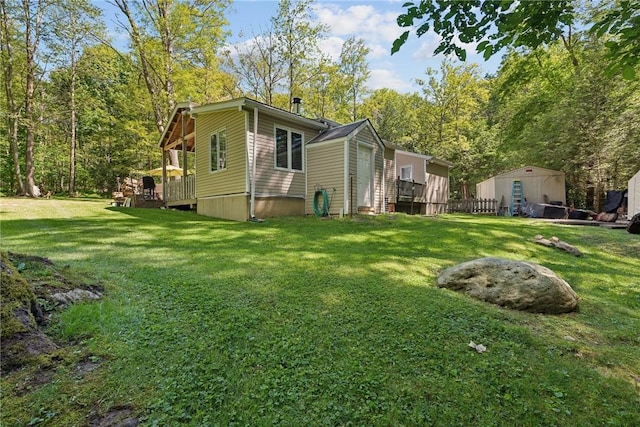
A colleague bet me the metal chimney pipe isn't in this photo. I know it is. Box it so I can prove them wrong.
[292,97,301,114]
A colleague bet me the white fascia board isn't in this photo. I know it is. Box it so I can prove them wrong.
[189,98,247,116]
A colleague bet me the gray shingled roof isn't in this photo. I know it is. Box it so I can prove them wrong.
[307,119,368,144]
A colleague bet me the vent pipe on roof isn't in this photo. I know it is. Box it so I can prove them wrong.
[292,97,301,115]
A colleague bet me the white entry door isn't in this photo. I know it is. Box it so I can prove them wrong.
[357,145,373,207]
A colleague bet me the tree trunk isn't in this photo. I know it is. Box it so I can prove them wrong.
[0,0,25,195]
[68,46,77,196]
[23,0,43,197]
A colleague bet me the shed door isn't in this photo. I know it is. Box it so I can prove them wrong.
[357,144,373,207]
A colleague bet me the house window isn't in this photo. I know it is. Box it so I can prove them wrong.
[210,129,227,172]
[400,165,412,181]
[275,126,303,171]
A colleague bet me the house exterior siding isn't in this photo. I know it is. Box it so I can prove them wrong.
[384,147,395,211]
[351,127,384,213]
[249,110,321,199]
[305,140,346,215]
[195,109,250,221]
[195,109,247,197]
[396,151,426,184]
[425,162,450,214]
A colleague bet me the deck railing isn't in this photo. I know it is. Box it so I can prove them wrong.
[396,179,426,202]
[165,175,196,203]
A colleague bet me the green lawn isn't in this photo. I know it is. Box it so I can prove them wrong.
[1,198,639,426]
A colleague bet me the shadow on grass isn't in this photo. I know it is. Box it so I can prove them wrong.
[2,203,639,425]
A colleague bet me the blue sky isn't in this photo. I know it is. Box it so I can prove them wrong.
[97,0,502,93]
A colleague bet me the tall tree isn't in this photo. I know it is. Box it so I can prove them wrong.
[223,25,285,105]
[415,60,491,198]
[48,0,103,196]
[359,89,422,148]
[338,36,370,122]
[0,0,25,194]
[272,0,327,112]
[21,0,49,197]
[301,56,340,120]
[111,0,231,165]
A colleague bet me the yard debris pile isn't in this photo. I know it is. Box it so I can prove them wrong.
[437,257,579,314]
[534,235,583,257]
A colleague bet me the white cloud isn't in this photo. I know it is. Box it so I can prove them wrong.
[318,36,344,62]
[412,37,445,61]
[368,68,413,93]
[315,2,404,43]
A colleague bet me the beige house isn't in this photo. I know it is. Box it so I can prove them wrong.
[158,97,390,221]
[390,149,454,215]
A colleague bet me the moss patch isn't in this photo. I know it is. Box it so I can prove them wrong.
[1,252,103,374]
[1,252,58,373]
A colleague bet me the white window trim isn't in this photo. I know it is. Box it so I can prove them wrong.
[210,128,227,173]
[400,165,413,181]
[274,125,304,172]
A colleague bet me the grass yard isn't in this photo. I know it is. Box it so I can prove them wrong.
[1,198,639,426]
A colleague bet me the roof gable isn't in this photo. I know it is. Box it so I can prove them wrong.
[158,101,198,150]
[307,119,384,148]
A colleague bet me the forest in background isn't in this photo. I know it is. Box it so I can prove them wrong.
[1,0,638,211]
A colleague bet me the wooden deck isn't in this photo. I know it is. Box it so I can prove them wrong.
[164,175,196,208]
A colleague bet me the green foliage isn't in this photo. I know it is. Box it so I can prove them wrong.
[0,199,638,425]
[272,0,329,112]
[359,89,422,146]
[393,0,639,80]
[413,60,496,196]
[494,37,640,209]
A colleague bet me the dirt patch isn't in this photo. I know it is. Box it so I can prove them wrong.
[88,405,139,427]
[12,368,56,397]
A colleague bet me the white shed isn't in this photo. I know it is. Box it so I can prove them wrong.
[628,170,640,218]
[476,166,566,209]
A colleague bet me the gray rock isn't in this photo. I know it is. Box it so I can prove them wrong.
[437,257,578,314]
[50,288,101,306]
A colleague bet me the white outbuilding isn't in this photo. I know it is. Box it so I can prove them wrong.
[628,170,640,218]
[476,166,566,212]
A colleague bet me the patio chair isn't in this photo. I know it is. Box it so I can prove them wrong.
[142,176,156,200]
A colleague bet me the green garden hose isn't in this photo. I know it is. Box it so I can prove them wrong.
[313,189,329,217]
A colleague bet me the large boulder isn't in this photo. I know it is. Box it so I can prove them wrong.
[437,257,579,314]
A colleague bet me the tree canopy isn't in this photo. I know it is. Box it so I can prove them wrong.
[392,0,639,79]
